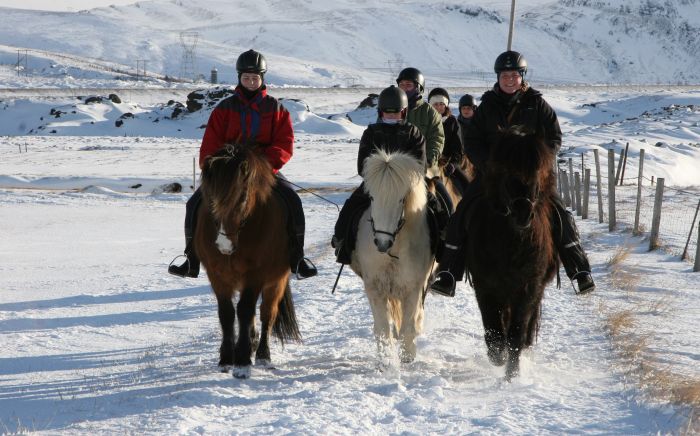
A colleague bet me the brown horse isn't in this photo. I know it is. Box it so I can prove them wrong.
[194,143,302,379]
[463,128,558,381]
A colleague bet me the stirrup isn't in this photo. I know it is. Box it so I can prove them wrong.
[429,271,456,297]
[295,257,318,280]
[168,254,198,278]
[571,271,595,295]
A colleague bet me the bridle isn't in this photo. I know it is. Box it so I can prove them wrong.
[210,144,252,255]
[368,195,406,259]
[495,181,541,229]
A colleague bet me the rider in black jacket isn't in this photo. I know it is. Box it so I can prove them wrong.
[429,51,595,297]
[332,86,427,264]
[428,87,469,196]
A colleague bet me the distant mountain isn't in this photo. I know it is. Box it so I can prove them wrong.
[0,0,698,87]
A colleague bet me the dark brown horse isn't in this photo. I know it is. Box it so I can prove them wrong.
[194,143,302,379]
[463,128,558,380]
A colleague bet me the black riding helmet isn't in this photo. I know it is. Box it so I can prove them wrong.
[377,85,408,115]
[494,50,527,76]
[236,49,267,78]
[396,67,425,94]
[458,94,476,108]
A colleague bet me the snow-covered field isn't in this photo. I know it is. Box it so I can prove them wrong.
[1,86,699,434]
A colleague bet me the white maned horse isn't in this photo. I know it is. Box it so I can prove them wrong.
[350,149,434,364]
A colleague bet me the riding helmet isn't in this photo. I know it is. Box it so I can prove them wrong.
[494,50,528,75]
[236,49,267,75]
[378,85,409,114]
[458,94,476,108]
[396,67,425,93]
[428,87,450,105]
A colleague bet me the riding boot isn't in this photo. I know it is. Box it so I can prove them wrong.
[277,177,318,280]
[168,238,200,278]
[429,245,460,297]
[168,189,202,278]
[552,196,595,294]
[332,186,370,264]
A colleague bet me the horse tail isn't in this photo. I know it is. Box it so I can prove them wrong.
[272,282,303,344]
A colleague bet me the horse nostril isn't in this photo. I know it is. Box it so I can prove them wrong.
[374,238,379,246]
[386,240,393,249]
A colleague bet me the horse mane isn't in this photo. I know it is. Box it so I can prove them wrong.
[201,144,276,221]
[489,126,554,184]
[486,128,557,248]
[362,149,427,212]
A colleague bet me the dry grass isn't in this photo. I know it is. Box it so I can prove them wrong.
[605,308,699,433]
[606,310,636,337]
[600,250,698,433]
[605,246,630,269]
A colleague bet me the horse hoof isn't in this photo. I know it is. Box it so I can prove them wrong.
[218,364,232,373]
[255,359,275,369]
[232,365,251,379]
[487,348,507,367]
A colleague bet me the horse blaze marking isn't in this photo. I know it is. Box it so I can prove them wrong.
[216,223,234,254]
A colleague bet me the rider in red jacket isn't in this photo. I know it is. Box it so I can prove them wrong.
[169,49,317,280]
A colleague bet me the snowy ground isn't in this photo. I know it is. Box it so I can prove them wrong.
[1,87,699,434]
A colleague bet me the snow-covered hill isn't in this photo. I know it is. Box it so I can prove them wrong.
[1,0,699,87]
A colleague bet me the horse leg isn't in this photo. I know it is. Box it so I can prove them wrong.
[505,298,533,381]
[255,279,286,368]
[398,288,424,363]
[213,288,235,371]
[366,289,393,364]
[475,290,507,367]
[232,288,258,379]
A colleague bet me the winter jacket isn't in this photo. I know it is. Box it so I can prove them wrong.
[199,85,294,173]
[405,98,444,169]
[463,84,561,170]
[457,114,472,151]
[357,121,427,176]
[440,114,464,164]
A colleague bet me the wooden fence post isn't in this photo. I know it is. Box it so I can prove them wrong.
[648,178,665,251]
[694,221,700,272]
[574,172,582,216]
[568,158,575,210]
[682,199,700,261]
[594,149,603,223]
[193,156,197,191]
[608,149,616,231]
[614,148,625,184]
[582,168,591,219]
[633,149,645,235]
[555,161,561,195]
[561,170,572,207]
[619,142,629,185]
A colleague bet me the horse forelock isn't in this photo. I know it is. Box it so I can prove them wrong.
[362,150,426,211]
[202,145,275,222]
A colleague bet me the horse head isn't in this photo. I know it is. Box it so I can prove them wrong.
[361,149,426,253]
[201,143,275,254]
[486,126,555,230]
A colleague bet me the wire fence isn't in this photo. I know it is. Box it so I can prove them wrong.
[557,147,700,271]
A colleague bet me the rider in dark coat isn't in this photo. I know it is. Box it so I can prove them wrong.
[429,50,595,297]
[331,86,427,264]
[456,93,476,141]
[168,49,317,280]
[428,87,469,196]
